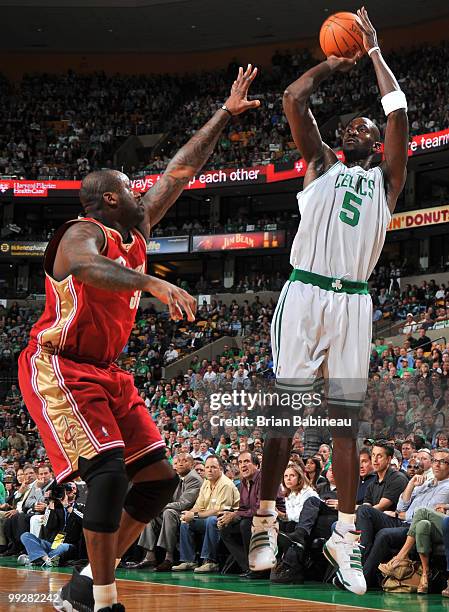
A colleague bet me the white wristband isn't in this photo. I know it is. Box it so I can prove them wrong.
[381,90,408,116]
[368,46,380,57]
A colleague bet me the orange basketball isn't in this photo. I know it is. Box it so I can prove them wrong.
[319,12,364,58]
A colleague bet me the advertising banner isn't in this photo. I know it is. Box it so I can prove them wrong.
[146,236,189,254]
[0,242,47,257]
[191,230,285,252]
[388,204,449,232]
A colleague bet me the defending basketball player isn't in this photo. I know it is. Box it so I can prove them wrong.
[248,8,408,595]
[18,65,259,612]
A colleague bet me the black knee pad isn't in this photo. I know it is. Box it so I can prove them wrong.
[124,475,179,524]
[79,449,129,533]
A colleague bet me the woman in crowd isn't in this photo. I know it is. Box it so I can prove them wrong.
[304,456,326,488]
[278,463,318,525]
[434,431,449,449]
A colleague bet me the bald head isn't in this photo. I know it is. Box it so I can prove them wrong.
[79,170,128,212]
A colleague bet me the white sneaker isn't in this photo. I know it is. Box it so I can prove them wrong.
[17,554,30,566]
[194,562,219,573]
[248,514,278,571]
[323,529,366,595]
[171,561,198,571]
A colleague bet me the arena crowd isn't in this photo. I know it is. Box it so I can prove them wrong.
[0,42,448,180]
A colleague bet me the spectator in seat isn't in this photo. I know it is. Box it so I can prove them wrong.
[186,332,202,351]
[19,482,82,567]
[379,448,449,594]
[164,343,179,364]
[406,458,424,479]
[172,455,239,573]
[357,447,376,504]
[128,453,202,571]
[362,447,449,588]
[270,463,321,584]
[270,465,338,584]
[304,456,326,488]
[355,440,408,560]
[198,441,212,462]
[219,451,284,577]
[400,440,416,471]
[415,327,432,350]
[194,461,205,480]
[417,448,434,481]
[189,438,202,460]
[435,431,449,450]
[2,464,53,556]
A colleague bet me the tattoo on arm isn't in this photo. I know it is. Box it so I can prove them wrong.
[142,111,229,228]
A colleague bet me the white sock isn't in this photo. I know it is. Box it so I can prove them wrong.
[93,582,117,612]
[80,559,120,580]
[258,500,276,516]
[336,511,356,534]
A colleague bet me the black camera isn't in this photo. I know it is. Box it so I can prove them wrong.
[48,481,75,501]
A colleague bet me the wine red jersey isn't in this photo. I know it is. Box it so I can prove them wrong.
[28,217,147,364]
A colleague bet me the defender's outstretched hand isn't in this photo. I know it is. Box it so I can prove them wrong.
[224,64,261,116]
[357,6,378,53]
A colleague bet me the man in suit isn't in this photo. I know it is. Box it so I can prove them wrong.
[129,453,202,571]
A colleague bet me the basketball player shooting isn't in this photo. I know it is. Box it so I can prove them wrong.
[248,7,408,595]
[18,66,259,612]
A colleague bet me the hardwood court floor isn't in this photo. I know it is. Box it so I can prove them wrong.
[1,561,448,612]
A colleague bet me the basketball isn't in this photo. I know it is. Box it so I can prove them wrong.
[319,12,364,58]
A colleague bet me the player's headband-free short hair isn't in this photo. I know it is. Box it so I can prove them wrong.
[372,439,395,457]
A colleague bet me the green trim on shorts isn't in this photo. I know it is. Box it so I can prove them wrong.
[289,269,368,295]
[276,380,315,388]
[275,281,291,375]
[328,398,365,407]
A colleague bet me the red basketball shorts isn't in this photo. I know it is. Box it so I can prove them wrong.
[18,345,165,483]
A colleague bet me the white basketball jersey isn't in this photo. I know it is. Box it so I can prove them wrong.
[290,161,391,282]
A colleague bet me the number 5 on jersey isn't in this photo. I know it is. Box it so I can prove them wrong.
[339,191,362,227]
